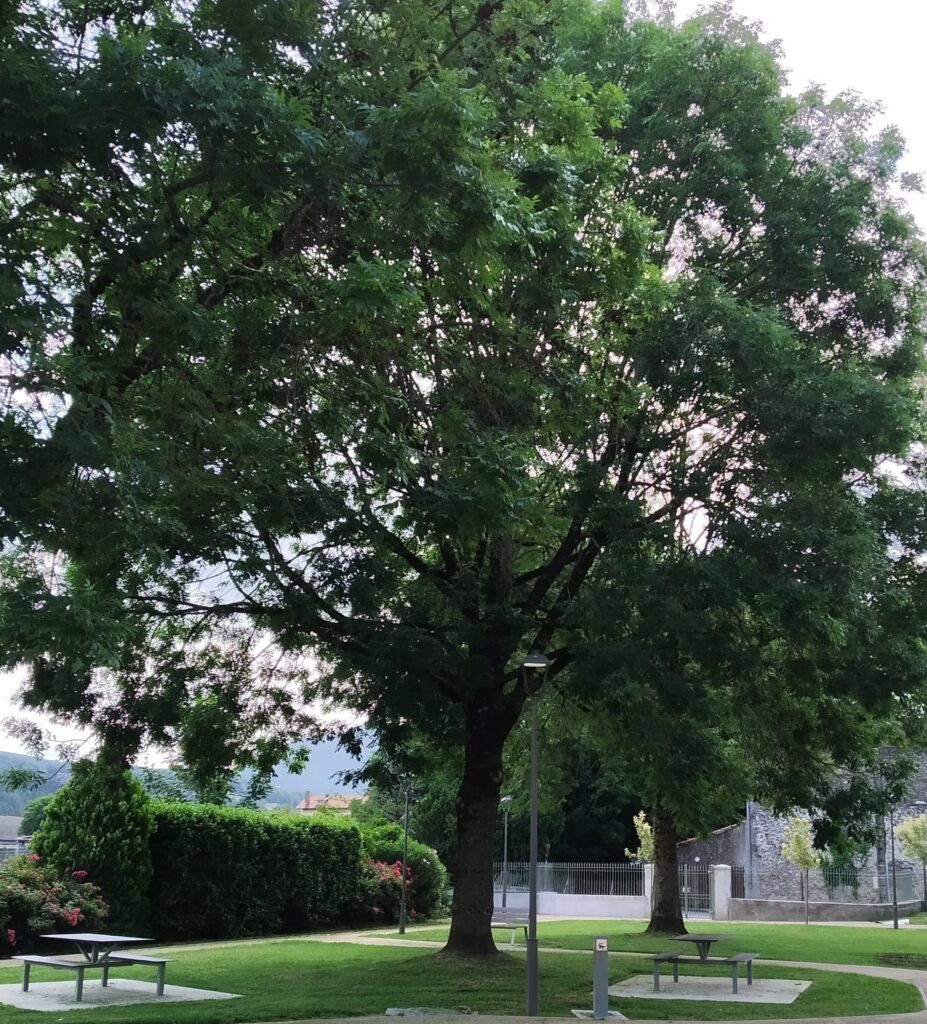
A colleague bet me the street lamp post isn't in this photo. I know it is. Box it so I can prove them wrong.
[879,765,900,928]
[889,804,899,930]
[399,784,412,935]
[521,651,550,1018]
[500,795,513,909]
[915,801,927,911]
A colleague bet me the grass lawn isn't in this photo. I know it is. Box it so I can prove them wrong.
[398,918,927,968]
[0,940,920,1023]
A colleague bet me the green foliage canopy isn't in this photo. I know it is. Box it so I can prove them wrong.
[32,758,154,931]
[1,0,926,951]
[19,793,53,835]
[897,814,927,868]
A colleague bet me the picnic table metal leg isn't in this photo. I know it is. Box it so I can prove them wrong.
[157,962,166,997]
[22,962,30,992]
[673,960,679,983]
[731,963,738,995]
[75,966,84,1003]
[653,962,660,993]
[747,960,753,986]
[102,963,110,987]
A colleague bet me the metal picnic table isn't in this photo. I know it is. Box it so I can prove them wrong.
[672,933,731,962]
[17,932,167,1002]
[40,932,151,965]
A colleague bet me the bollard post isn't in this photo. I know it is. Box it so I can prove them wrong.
[593,937,609,1019]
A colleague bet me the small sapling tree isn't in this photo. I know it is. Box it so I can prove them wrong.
[897,815,927,910]
[782,817,821,925]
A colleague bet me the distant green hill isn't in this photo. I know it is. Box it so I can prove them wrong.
[0,751,70,814]
[0,738,368,814]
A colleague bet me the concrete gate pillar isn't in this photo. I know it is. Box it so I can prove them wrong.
[712,863,732,921]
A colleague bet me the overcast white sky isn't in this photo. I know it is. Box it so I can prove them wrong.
[2,0,926,756]
[675,0,927,228]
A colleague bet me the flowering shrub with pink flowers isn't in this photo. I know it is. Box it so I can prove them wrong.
[354,858,415,923]
[0,855,108,957]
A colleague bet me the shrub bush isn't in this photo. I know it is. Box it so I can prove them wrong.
[32,758,154,932]
[360,823,450,919]
[0,854,108,957]
[148,802,362,940]
[20,795,53,837]
[353,858,408,923]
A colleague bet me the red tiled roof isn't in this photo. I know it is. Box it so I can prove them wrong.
[295,792,368,812]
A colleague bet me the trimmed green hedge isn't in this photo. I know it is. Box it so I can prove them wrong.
[149,802,362,940]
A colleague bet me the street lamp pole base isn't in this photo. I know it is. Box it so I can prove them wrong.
[526,937,539,1016]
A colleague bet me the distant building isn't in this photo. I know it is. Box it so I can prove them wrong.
[295,792,367,815]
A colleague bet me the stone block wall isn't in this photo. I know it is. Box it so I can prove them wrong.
[676,750,927,905]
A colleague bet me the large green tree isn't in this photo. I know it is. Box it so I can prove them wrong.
[1,0,926,956]
[569,523,927,933]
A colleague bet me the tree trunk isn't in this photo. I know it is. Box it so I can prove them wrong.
[444,701,511,956]
[645,807,686,936]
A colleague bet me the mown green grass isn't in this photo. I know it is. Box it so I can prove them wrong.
[398,917,927,967]
[0,939,920,1023]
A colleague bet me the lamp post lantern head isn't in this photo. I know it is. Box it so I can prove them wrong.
[521,651,550,696]
[500,795,513,807]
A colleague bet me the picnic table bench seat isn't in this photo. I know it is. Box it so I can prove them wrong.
[17,955,87,1002]
[722,952,759,994]
[650,951,683,990]
[490,913,530,946]
[101,953,171,996]
[15,950,171,1002]
[649,950,759,994]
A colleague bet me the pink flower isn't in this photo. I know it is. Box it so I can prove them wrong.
[71,870,88,881]
[26,853,40,862]
[6,929,15,947]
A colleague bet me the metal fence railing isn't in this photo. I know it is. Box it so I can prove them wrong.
[748,867,915,905]
[678,863,712,916]
[491,860,918,911]
[0,838,30,863]
[493,861,644,896]
[731,865,746,899]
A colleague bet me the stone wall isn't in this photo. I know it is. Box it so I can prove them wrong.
[677,824,746,868]
[729,897,922,923]
[676,750,927,904]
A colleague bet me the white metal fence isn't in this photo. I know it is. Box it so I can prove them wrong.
[494,861,644,896]
[678,863,712,916]
[0,838,30,863]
